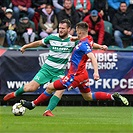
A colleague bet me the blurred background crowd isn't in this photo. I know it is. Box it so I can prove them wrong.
[0,0,133,49]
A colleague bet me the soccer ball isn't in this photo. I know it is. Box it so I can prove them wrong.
[12,103,26,116]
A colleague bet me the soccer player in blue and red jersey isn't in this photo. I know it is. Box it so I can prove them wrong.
[21,22,129,115]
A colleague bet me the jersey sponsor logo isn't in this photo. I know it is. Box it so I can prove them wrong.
[52,46,69,51]
[50,40,75,47]
[51,46,72,53]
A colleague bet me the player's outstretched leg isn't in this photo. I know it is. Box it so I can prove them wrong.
[20,100,35,110]
[90,92,129,105]
[3,86,25,101]
[112,92,129,105]
[4,82,40,101]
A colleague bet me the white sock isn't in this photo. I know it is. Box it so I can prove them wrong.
[31,101,36,107]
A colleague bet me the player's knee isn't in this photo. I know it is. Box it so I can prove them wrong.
[46,83,55,93]
[23,85,30,92]
[83,93,92,101]
[23,83,36,92]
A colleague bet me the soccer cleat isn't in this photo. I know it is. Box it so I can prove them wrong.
[20,100,35,110]
[43,110,54,117]
[3,92,15,101]
[112,92,129,106]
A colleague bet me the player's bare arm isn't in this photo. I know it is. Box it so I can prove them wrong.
[87,52,99,81]
[93,43,108,50]
[20,40,44,53]
[70,37,108,51]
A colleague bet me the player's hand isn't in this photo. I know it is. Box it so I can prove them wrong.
[93,73,100,81]
[100,45,108,51]
[19,47,25,54]
[70,36,78,41]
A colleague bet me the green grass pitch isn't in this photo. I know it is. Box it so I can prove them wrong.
[0,106,133,133]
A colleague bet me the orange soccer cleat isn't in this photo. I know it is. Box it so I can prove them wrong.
[43,110,54,117]
[3,92,15,101]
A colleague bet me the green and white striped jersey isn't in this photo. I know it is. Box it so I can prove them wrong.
[42,34,77,75]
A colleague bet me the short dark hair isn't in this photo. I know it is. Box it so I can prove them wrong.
[45,4,53,9]
[60,19,71,28]
[64,0,72,3]
[76,21,88,31]
[120,2,127,6]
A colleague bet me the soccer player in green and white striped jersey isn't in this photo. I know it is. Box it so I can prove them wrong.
[3,19,77,108]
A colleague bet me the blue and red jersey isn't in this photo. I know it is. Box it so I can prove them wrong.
[68,35,93,75]
[54,35,94,91]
